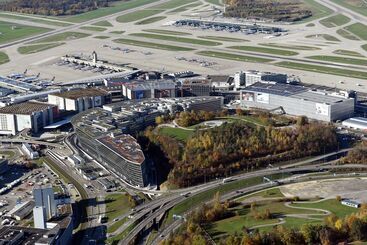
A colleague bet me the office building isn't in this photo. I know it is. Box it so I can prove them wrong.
[0,101,58,135]
[245,70,287,87]
[22,143,39,159]
[178,79,212,96]
[33,206,46,229]
[48,88,110,112]
[240,82,355,122]
[33,186,56,220]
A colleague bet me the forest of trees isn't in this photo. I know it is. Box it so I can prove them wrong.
[141,114,338,187]
[161,195,367,245]
[0,0,119,16]
[224,0,312,22]
[340,141,367,164]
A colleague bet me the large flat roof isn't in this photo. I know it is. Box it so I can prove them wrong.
[244,82,351,104]
[97,134,144,165]
[51,88,109,99]
[0,101,54,115]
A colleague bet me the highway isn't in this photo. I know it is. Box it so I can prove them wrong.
[0,0,172,50]
[118,163,367,245]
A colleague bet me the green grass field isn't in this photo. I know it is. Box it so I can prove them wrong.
[18,43,65,54]
[104,193,132,221]
[333,49,364,57]
[151,0,197,9]
[299,0,334,23]
[337,28,360,40]
[237,188,285,201]
[92,20,113,27]
[0,52,9,65]
[58,0,159,23]
[197,50,274,63]
[129,33,222,46]
[344,23,367,40]
[110,31,125,34]
[135,16,166,25]
[0,21,51,44]
[0,13,72,27]
[113,38,195,51]
[307,55,367,66]
[207,201,324,241]
[116,9,160,23]
[158,127,193,141]
[107,217,128,233]
[275,61,367,79]
[362,44,367,51]
[199,36,249,43]
[330,0,367,17]
[319,14,350,27]
[168,2,202,13]
[204,0,223,6]
[260,43,321,51]
[31,31,90,43]
[306,34,340,42]
[79,26,107,32]
[291,199,356,217]
[228,45,298,56]
[142,29,191,36]
[0,150,15,158]
[94,36,110,39]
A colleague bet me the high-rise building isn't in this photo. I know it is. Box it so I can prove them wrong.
[33,186,56,220]
[33,206,46,229]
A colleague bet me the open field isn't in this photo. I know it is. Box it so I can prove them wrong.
[57,0,159,23]
[204,0,222,5]
[104,193,132,221]
[206,200,325,241]
[260,43,321,51]
[113,38,195,51]
[276,61,367,79]
[291,199,356,217]
[336,28,360,40]
[129,33,222,46]
[168,2,202,13]
[319,14,350,27]
[363,44,367,51]
[151,0,197,9]
[333,49,364,57]
[197,50,273,63]
[116,9,160,23]
[93,36,110,39]
[228,45,298,56]
[0,21,51,44]
[92,20,113,27]
[199,36,249,42]
[344,23,367,40]
[299,0,334,23]
[142,29,191,35]
[0,13,72,27]
[79,26,107,32]
[0,52,9,65]
[158,127,193,141]
[307,55,367,66]
[18,43,65,54]
[237,187,285,201]
[110,31,125,34]
[30,31,90,44]
[330,0,367,17]
[135,16,166,25]
[306,34,340,41]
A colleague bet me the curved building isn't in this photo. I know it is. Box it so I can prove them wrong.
[71,109,147,187]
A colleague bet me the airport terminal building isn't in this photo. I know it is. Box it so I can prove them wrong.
[240,82,355,122]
